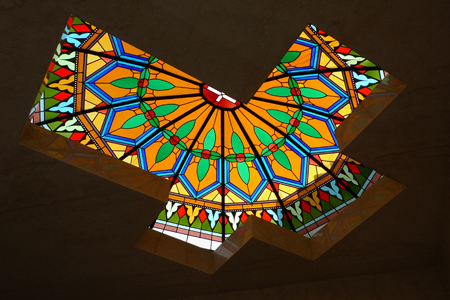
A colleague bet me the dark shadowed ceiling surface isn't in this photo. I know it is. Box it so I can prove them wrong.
[1,1,449,299]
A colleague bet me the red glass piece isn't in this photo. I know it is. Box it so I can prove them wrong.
[201,84,240,109]
[217,187,229,196]
[138,79,149,88]
[261,211,272,222]
[69,132,86,141]
[145,110,155,119]
[336,46,351,54]
[319,189,330,202]
[48,61,55,72]
[338,181,348,189]
[201,150,211,159]
[289,118,300,127]
[73,24,91,33]
[236,153,245,162]
[53,92,72,101]
[319,65,332,77]
[219,215,227,225]
[267,182,279,193]
[199,209,207,223]
[268,143,278,152]
[301,200,311,214]
[125,146,137,155]
[347,163,361,174]
[169,136,180,145]
[240,213,248,223]
[358,87,372,97]
[290,87,301,96]
[177,205,186,218]
[53,67,73,78]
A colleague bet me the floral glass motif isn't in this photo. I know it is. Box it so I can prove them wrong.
[29,16,385,250]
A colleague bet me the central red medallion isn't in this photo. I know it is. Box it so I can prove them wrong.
[201,84,241,109]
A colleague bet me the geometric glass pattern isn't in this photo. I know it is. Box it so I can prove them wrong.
[28,16,386,250]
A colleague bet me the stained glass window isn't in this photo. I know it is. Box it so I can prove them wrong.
[28,16,386,251]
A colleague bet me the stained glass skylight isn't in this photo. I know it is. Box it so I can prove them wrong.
[28,16,387,251]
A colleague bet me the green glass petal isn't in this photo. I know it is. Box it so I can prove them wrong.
[261,148,271,157]
[176,120,195,139]
[281,51,301,63]
[191,149,203,157]
[139,68,150,79]
[244,154,256,161]
[274,149,292,170]
[287,124,296,135]
[300,87,326,98]
[147,79,175,91]
[176,140,187,150]
[288,77,299,88]
[137,86,146,98]
[153,104,178,117]
[293,110,302,120]
[265,86,291,97]
[231,133,244,154]
[203,128,216,150]
[149,117,159,128]
[122,114,147,129]
[140,102,151,113]
[155,142,174,163]
[162,129,174,140]
[267,109,291,123]
[149,56,158,64]
[254,127,273,146]
[276,64,287,73]
[293,95,303,105]
[298,122,322,138]
[210,152,221,160]
[225,154,237,162]
[197,158,210,182]
[275,137,286,147]
[237,162,250,184]
[111,77,139,89]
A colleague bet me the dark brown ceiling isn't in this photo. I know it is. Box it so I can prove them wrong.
[1,0,449,299]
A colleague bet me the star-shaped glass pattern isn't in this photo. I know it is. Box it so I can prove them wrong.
[28,16,386,250]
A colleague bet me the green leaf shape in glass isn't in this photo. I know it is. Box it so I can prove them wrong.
[203,128,215,151]
[191,149,221,160]
[276,63,287,73]
[176,120,195,139]
[149,118,159,128]
[298,122,322,138]
[281,51,301,63]
[225,153,255,162]
[155,142,174,163]
[273,149,291,170]
[162,129,174,140]
[149,55,158,64]
[147,79,174,91]
[267,109,292,123]
[121,114,147,129]
[254,127,273,146]
[231,132,244,154]
[111,77,139,89]
[153,104,178,117]
[197,158,210,182]
[265,86,291,97]
[140,102,151,113]
[237,161,250,184]
[286,110,303,134]
[300,87,326,98]
[288,77,299,89]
